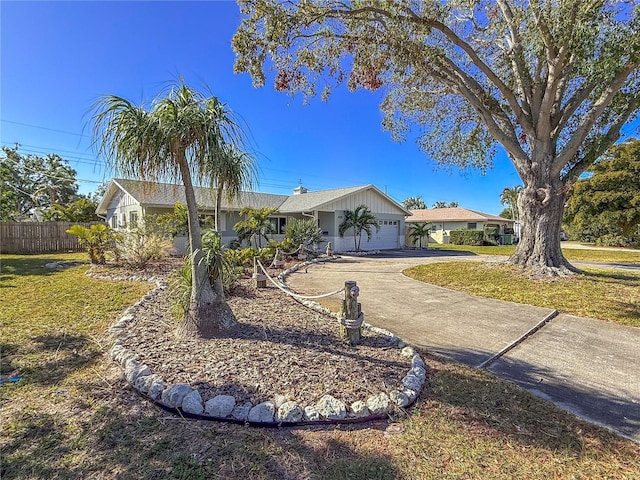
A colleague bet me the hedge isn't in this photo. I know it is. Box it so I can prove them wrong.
[450,229,485,245]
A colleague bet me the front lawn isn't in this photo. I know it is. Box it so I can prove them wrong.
[404,262,640,326]
[2,253,639,479]
[428,243,640,264]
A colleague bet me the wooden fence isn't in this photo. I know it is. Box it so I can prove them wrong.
[0,221,104,254]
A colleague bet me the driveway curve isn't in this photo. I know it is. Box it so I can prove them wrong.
[284,251,640,443]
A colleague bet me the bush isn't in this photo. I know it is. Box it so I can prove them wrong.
[66,224,120,264]
[450,229,485,245]
[116,216,172,269]
[284,218,324,248]
[596,234,630,247]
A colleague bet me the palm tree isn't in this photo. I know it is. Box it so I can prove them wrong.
[338,204,380,251]
[212,144,258,231]
[500,186,523,221]
[432,201,448,208]
[408,222,431,249]
[233,207,278,248]
[91,80,246,337]
[402,195,426,210]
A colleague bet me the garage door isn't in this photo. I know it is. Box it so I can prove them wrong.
[362,220,399,250]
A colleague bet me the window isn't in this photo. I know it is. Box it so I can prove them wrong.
[269,217,287,234]
[111,214,118,228]
[467,222,477,230]
[130,211,139,226]
[431,225,437,232]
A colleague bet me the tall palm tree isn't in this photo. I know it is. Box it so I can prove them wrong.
[402,195,426,210]
[500,186,523,221]
[91,80,246,337]
[432,201,448,208]
[338,204,380,251]
[233,207,278,248]
[212,144,258,231]
[408,222,432,249]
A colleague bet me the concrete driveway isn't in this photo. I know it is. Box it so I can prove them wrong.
[284,251,640,442]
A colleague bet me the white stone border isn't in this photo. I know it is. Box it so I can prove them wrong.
[87,260,427,424]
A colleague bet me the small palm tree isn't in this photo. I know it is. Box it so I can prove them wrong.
[91,79,246,337]
[212,144,258,231]
[338,204,380,251]
[500,186,523,221]
[233,207,278,248]
[408,222,432,249]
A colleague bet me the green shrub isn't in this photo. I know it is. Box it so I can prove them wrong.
[596,234,629,247]
[284,218,324,248]
[66,224,120,264]
[450,229,484,245]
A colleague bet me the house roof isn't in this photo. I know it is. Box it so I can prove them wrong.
[279,184,410,215]
[406,207,512,224]
[95,179,288,215]
[97,178,410,216]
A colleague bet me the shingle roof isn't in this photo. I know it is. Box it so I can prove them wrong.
[406,207,512,223]
[112,178,288,211]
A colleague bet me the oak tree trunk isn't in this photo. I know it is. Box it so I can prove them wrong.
[509,170,576,276]
[177,157,236,338]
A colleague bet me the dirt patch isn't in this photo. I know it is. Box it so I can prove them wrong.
[113,262,410,408]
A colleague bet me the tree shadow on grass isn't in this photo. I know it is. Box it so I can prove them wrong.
[14,333,102,386]
[0,256,86,284]
[0,390,401,480]
[418,346,640,449]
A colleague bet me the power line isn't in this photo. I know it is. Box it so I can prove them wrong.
[1,119,90,139]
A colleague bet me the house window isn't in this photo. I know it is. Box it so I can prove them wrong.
[269,217,287,234]
[431,225,437,232]
[467,222,477,230]
[111,214,118,228]
[130,211,139,226]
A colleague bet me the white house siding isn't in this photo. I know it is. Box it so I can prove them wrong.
[105,190,142,229]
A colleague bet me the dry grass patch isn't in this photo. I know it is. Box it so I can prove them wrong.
[404,262,640,326]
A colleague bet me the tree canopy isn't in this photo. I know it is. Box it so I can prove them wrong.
[0,147,79,220]
[402,195,427,209]
[233,0,640,274]
[564,138,640,244]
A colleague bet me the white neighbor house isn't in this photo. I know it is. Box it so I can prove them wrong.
[96,178,410,252]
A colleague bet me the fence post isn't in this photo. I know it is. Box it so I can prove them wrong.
[253,257,267,288]
[340,280,363,345]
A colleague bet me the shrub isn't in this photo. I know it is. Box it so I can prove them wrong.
[66,224,120,264]
[284,218,324,248]
[116,216,172,269]
[596,234,629,247]
[450,229,484,245]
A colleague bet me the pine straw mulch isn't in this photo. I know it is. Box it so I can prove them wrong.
[108,260,411,409]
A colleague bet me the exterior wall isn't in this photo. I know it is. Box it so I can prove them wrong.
[105,190,143,229]
[332,212,405,251]
[321,189,405,215]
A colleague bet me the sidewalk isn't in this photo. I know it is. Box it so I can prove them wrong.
[284,253,640,443]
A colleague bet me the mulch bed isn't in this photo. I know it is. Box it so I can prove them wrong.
[109,260,411,408]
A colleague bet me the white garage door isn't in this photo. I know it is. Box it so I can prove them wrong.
[362,219,399,250]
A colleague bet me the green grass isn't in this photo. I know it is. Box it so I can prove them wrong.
[428,243,640,264]
[404,262,640,326]
[1,253,639,479]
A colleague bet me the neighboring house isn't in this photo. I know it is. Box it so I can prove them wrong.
[405,207,515,245]
[96,178,410,252]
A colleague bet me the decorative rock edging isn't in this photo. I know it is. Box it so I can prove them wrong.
[88,259,427,426]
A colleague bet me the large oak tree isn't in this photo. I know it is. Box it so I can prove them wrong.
[233,0,640,275]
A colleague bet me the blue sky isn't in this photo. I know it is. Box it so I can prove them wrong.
[0,1,550,214]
